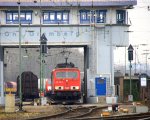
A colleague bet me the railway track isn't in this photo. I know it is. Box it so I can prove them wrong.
[27,105,107,120]
[70,112,150,120]
[103,112,150,120]
[27,105,150,120]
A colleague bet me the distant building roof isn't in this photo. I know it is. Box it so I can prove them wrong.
[0,0,137,7]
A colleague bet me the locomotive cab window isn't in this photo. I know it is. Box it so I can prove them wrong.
[56,71,78,79]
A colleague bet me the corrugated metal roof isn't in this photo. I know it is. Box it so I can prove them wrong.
[0,0,137,7]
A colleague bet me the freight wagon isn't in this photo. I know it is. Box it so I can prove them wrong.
[17,71,39,101]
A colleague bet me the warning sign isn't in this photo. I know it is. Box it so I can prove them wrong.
[128,95,133,102]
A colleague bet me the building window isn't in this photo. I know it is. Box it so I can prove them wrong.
[6,11,32,24]
[80,10,90,24]
[44,12,49,20]
[116,10,126,24]
[80,10,107,24]
[43,11,69,24]
[96,10,107,23]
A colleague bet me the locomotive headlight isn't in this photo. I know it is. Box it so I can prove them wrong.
[76,86,79,89]
[71,86,79,90]
[47,86,51,91]
[55,86,64,90]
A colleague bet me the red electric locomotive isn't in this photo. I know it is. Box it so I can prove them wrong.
[46,62,82,104]
[45,79,52,96]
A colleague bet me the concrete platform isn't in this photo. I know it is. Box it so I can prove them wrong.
[135,106,148,113]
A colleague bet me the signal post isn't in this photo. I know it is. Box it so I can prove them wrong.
[128,44,134,102]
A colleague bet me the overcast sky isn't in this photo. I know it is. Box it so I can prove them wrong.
[114,0,150,72]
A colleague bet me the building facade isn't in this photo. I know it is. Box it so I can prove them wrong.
[0,0,137,104]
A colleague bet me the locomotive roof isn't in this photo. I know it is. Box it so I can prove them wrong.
[56,62,75,68]
[53,67,80,71]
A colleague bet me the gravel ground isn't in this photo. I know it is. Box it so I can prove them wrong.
[1,103,149,120]
[0,105,67,120]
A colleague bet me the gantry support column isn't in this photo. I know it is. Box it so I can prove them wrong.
[0,46,5,105]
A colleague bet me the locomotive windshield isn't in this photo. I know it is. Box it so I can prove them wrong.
[56,71,78,79]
